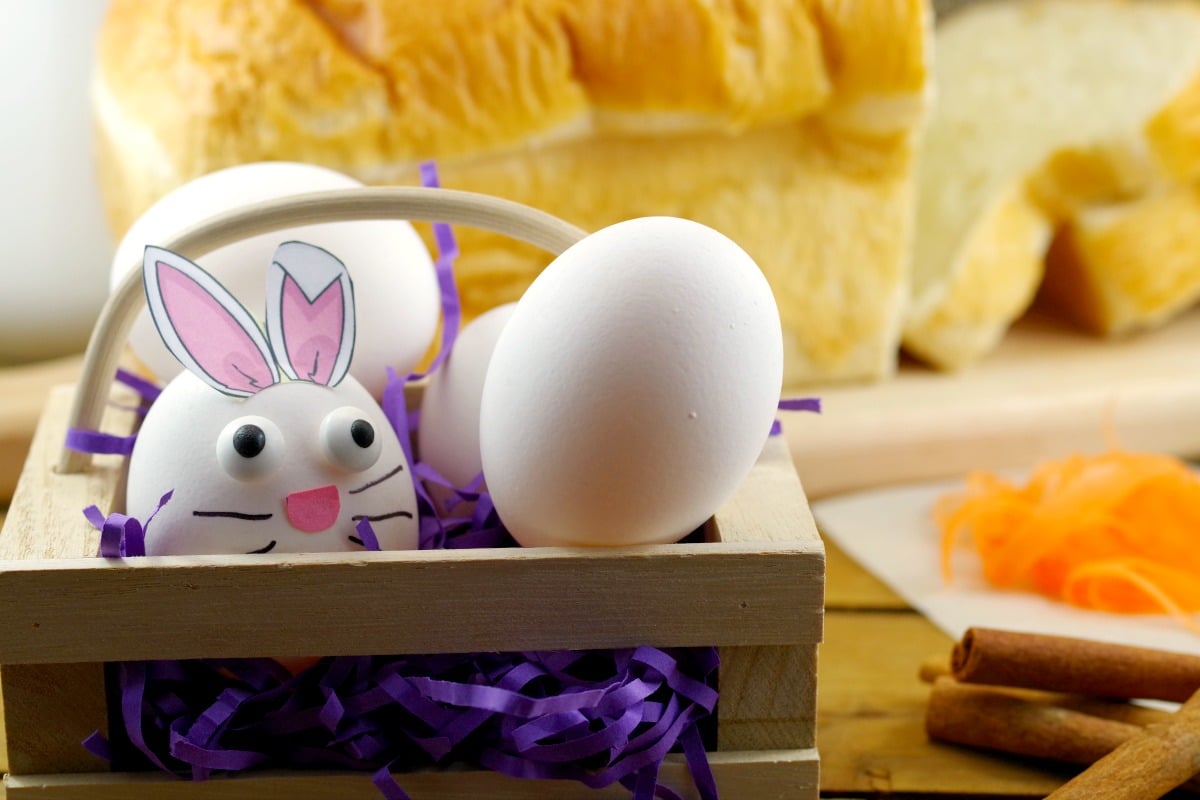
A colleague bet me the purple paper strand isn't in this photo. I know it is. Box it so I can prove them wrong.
[116,368,163,403]
[778,397,821,413]
[372,766,414,800]
[66,370,164,453]
[681,723,719,800]
[65,428,137,456]
[409,161,462,382]
[82,730,112,763]
[770,396,821,436]
[356,518,381,552]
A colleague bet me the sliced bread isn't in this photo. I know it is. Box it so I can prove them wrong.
[906,0,1200,370]
[1043,183,1200,335]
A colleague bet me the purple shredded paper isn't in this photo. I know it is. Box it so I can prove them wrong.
[86,162,722,799]
[66,370,164,454]
[107,647,718,798]
[770,396,821,436]
[65,428,138,456]
[116,368,163,403]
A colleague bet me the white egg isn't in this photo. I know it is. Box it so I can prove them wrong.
[418,303,517,488]
[479,217,783,548]
[110,162,439,398]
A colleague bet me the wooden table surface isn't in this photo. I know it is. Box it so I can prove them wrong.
[821,538,1102,800]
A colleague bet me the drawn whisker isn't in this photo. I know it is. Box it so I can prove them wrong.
[247,540,277,554]
[348,535,364,547]
[351,511,414,522]
[193,510,274,521]
[348,463,405,495]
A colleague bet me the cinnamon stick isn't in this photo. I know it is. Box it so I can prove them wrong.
[1045,687,1200,800]
[926,678,1144,766]
[953,627,1200,702]
[921,659,1170,727]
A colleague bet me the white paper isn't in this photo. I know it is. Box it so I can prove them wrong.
[813,478,1200,657]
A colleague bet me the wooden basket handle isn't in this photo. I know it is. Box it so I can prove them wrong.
[59,186,588,474]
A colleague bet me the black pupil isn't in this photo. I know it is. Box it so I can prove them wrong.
[351,419,374,448]
[233,424,266,458]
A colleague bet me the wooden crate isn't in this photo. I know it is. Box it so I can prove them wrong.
[0,384,824,799]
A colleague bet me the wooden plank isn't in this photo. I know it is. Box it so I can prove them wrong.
[717,644,817,751]
[4,749,819,799]
[711,437,821,750]
[0,663,107,775]
[818,610,1073,796]
[0,541,820,664]
[0,389,821,664]
[0,357,83,506]
[783,308,1200,500]
[711,436,823,546]
[0,386,135,562]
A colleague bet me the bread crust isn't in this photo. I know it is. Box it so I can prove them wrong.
[94,0,931,386]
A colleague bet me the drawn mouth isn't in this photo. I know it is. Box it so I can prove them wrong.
[247,540,277,554]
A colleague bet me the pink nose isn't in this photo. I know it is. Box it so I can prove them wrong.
[284,485,340,533]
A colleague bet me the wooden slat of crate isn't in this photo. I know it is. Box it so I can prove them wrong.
[713,434,823,752]
[0,389,822,665]
[4,749,818,799]
[0,664,107,776]
[0,541,818,665]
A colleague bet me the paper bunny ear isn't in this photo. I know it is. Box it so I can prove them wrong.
[143,246,279,397]
[265,241,355,387]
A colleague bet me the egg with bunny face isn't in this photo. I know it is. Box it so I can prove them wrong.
[125,241,419,555]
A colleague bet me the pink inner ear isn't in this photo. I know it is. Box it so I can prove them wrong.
[158,262,275,394]
[281,274,344,384]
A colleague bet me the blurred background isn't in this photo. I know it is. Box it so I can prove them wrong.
[1,2,111,364]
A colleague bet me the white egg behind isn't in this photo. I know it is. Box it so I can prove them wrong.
[418,303,517,488]
[479,216,783,548]
[110,162,440,398]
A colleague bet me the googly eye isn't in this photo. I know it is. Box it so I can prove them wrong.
[217,416,284,481]
[320,406,382,472]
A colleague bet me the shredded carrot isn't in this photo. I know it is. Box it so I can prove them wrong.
[936,449,1200,629]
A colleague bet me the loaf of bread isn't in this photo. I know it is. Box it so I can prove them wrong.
[93,0,932,388]
[906,0,1200,370]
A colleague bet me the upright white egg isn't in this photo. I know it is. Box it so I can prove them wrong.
[479,217,783,548]
[418,303,517,488]
[110,162,440,398]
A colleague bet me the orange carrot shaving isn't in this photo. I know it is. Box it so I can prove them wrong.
[936,449,1200,629]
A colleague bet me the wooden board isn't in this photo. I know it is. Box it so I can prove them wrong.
[783,310,1200,499]
[3,749,819,799]
[0,389,822,664]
